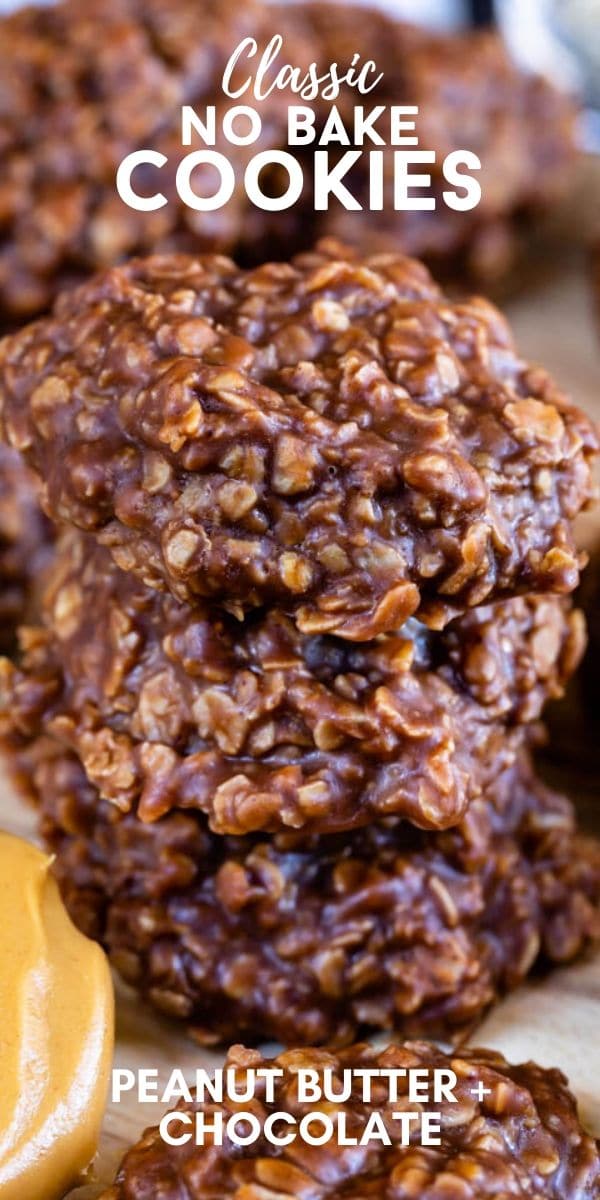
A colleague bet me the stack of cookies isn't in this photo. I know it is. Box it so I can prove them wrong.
[0,241,598,1047]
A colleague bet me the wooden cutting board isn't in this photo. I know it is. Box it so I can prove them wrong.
[2,225,600,1195]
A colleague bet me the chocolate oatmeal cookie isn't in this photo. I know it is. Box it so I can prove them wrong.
[0,0,287,323]
[100,1042,600,1199]
[34,747,599,1046]
[1,531,584,836]
[0,247,596,640]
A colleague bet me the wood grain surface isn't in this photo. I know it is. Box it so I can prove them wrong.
[2,221,600,1195]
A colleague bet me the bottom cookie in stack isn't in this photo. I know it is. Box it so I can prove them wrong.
[31,744,599,1048]
[100,1041,600,1199]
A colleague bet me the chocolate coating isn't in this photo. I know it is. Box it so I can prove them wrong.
[0,247,596,641]
[1,531,584,836]
[34,746,599,1047]
[99,1041,599,1199]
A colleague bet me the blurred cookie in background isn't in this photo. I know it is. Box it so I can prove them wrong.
[0,0,583,324]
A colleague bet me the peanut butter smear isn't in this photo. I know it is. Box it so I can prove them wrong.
[0,831,114,1199]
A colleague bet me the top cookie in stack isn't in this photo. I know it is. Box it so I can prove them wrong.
[1,245,595,640]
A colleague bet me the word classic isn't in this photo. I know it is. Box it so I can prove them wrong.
[116,35,482,216]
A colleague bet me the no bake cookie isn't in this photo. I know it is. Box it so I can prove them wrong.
[100,1042,600,1199]
[0,246,596,640]
[1,530,584,835]
[33,746,599,1046]
[0,0,284,323]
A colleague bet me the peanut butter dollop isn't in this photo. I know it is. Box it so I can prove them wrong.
[0,831,114,1199]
